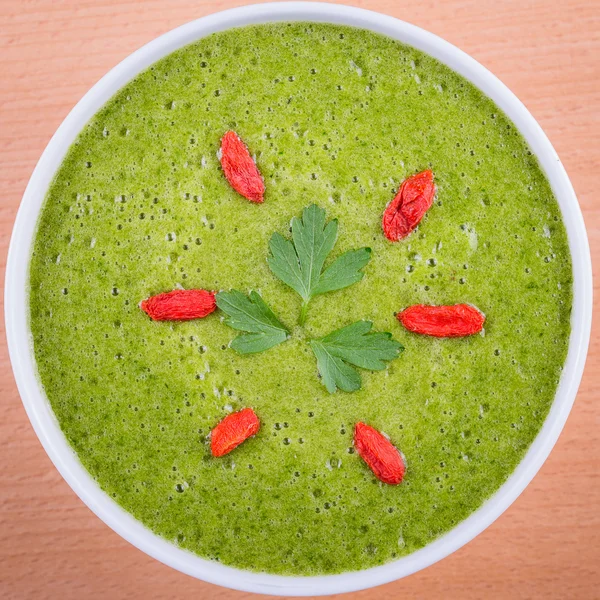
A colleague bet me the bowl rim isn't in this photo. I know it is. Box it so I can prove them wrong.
[5,2,592,596]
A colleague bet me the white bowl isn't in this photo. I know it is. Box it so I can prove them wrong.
[5,2,592,595]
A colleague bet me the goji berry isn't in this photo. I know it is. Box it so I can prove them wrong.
[382,170,435,241]
[398,304,485,337]
[354,422,406,485]
[211,408,260,457]
[220,131,265,203]
[140,289,216,321]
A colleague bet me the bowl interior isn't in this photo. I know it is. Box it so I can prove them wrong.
[4,2,592,596]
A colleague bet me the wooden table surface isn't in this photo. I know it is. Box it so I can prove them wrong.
[1,1,598,598]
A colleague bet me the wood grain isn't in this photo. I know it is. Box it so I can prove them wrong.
[0,1,598,598]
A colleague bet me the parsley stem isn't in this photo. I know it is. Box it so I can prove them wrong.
[299,302,309,326]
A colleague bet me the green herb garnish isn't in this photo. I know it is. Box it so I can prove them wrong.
[309,321,403,393]
[218,206,402,392]
[267,204,371,325]
[216,290,289,354]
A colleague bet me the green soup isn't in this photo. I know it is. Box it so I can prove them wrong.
[28,23,572,575]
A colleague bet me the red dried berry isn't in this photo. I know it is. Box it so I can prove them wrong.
[398,304,485,337]
[211,408,260,457]
[354,422,405,485]
[220,131,265,203]
[140,289,216,321]
[382,170,435,241]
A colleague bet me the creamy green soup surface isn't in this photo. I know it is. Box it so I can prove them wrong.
[29,23,572,575]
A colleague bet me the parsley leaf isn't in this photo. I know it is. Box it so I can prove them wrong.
[309,321,403,393]
[216,290,289,354]
[267,204,371,324]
